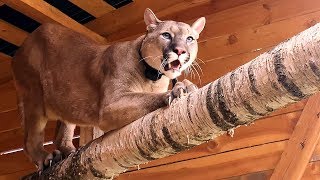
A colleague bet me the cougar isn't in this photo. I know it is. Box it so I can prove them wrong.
[11,8,205,171]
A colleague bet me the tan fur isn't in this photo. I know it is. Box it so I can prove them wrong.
[11,9,205,170]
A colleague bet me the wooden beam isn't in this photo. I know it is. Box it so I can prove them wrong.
[85,0,185,36]
[223,161,320,180]
[2,0,107,44]
[271,93,320,179]
[118,141,287,180]
[79,127,104,146]
[0,20,28,46]
[69,0,114,18]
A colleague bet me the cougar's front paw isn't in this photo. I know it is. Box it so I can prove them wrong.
[172,81,188,98]
[181,79,198,93]
[165,79,198,106]
[36,150,62,172]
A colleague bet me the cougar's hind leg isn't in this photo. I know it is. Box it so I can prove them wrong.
[54,120,76,158]
[12,64,55,171]
[16,83,53,171]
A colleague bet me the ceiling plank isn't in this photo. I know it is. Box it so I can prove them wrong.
[0,81,16,113]
[119,140,287,180]
[85,0,185,36]
[0,54,12,85]
[69,0,114,18]
[2,0,107,44]
[0,20,28,46]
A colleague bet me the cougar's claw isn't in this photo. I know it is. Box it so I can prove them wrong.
[36,150,63,171]
[165,79,198,106]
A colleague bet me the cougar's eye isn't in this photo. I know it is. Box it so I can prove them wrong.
[186,36,194,43]
[162,32,172,40]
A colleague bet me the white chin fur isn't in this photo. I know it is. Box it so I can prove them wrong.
[163,70,181,79]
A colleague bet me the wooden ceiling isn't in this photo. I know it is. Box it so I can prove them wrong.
[2,0,320,178]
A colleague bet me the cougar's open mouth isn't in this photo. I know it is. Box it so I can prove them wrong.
[164,60,181,71]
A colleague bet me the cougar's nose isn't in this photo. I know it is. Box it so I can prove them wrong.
[173,47,186,56]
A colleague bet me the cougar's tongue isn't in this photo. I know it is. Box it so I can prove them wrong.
[164,60,181,71]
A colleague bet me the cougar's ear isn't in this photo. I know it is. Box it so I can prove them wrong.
[144,8,161,31]
[191,17,206,35]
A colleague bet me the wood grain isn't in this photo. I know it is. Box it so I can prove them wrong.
[106,5,320,62]
[85,0,186,36]
[4,147,320,179]
[0,110,19,133]
[2,0,106,44]
[106,0,320,43]
[199,0,320,42]
[0,81,16,113]
[0,20,28,46]
[117,141,287,180]
[0,120,80,153]
[222,161,320,180]
[271,94,320,179]
[0,168,35,180]
[0,53,12,85]
[0,145,52,175]
[197,10,320,63]
[105,0,258,41]
[118,140,320,180]
[301,161,320,179]
[0,121,56,153]
[69,0,114,18]
[0,138,79,176]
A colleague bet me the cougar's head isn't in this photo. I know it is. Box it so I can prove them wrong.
[140,8,206,79]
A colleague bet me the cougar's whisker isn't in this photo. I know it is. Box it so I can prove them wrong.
[193,61,204,75]
[191,64,202,85]
[196,57,206,64]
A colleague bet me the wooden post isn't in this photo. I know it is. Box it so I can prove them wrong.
[79,127,104,146]
[271,93,320,180]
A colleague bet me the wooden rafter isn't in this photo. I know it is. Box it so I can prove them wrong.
[69,0,114,18]
[79,127,104,146]
[0,20,28,46]
[271,93,320,179]
[2,0,107,44]
[85,0,185,36]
